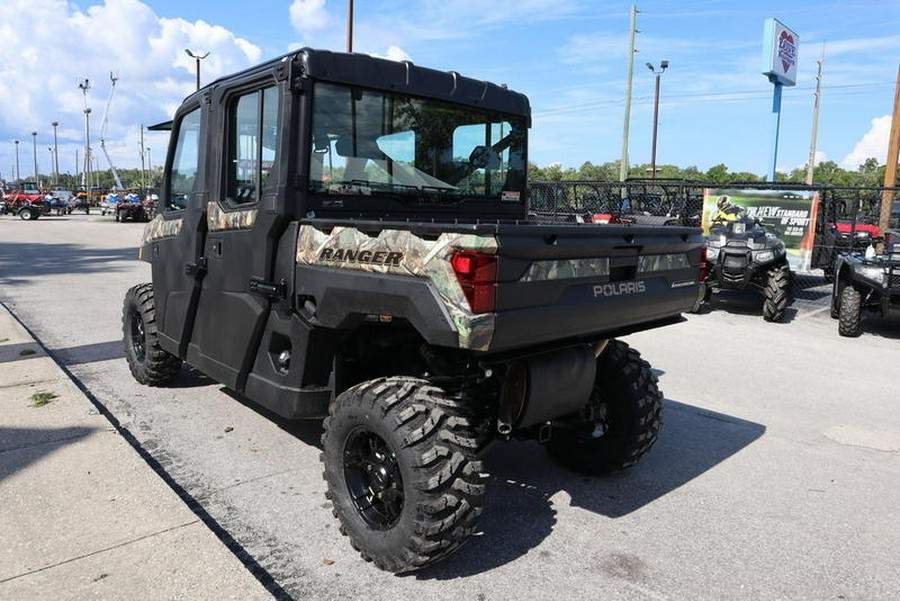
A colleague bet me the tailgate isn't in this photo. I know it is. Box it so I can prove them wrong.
[489,224,703,351]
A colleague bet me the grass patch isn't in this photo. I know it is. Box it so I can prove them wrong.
[30,391,58,407]
[0,337,9,343]
[19,348,36,356]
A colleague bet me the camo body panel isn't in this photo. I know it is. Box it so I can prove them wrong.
[207,202,257,231]
[141,215,184,245]
[297,225,497,351]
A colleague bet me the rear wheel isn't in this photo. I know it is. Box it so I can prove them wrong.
[322,377,485,573]
[18,207,33,220]
[546,340,662,475]
[122,283,182,385]
[838,285,862,337]
[762,264,790,322]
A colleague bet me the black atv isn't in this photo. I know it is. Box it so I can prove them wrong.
[831,232,900,337]
[703,213,791,321]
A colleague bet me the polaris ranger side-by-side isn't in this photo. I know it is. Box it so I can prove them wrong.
[123,49,704,572]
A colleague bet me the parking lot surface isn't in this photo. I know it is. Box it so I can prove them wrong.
[1,215,898,600]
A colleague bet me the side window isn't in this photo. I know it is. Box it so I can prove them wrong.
[168,107,202,211]
[227,86,279,205]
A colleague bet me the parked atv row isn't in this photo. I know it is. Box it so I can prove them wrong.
[830,232,900,337]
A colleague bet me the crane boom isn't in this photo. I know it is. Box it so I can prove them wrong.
[100,71,125,190]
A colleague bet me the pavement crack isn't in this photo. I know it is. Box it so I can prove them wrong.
[0,520,201,584]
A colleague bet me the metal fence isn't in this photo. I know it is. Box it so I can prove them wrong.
[526,179,899,298]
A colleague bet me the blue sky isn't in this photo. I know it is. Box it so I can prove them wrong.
[1,0,898,183]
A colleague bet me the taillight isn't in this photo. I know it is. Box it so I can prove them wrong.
[450,250,497,313]
[698,246,708,283]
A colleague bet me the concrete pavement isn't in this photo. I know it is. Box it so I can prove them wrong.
[0,303,274,600]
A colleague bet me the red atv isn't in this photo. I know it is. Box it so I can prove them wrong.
[2,188,50,220]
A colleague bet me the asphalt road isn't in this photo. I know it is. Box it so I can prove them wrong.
[2,214,899,600]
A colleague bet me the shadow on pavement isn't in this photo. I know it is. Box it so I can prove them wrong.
[0,242,136,284]
[414,398,765,579]
[0,426,97,483]
[53,340,124,365]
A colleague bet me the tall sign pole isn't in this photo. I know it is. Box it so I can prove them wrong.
[619,4,639,181]
[762,19,799,182]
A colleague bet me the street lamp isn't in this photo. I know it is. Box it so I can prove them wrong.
[51,121,59,185]
[646,60,669,180]
[185,49,209,91]
[31,132,38,184]
[84,108,92,197]
[14,140,20,184]
[346,0,354,52]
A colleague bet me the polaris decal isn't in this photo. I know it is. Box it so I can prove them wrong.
[318,248,403,266]
[593,281,647,298]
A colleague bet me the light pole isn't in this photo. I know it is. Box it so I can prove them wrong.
[31,131,38,184]
[14,140,20,184]
[185,49,209,91]
[84,108,92,197]
[346,0,354,52]
[646,60,669,180]
[51,121,59,185]
[78,79,91,195]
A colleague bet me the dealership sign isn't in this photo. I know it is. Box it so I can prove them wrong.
[762,18,799,86]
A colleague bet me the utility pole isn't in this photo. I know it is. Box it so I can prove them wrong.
[619,4,639,181]
[806,47,824,185]
[14,140,20,183]
[346,0,354,52]
[879,64,900,234]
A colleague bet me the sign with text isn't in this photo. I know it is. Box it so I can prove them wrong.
[702,188,820,272]
[762,18,799,86]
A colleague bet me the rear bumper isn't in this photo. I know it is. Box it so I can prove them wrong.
[489,280,698,352]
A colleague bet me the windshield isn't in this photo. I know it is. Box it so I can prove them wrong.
[308,82,526,205]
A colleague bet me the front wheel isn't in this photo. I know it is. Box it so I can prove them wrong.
[18,207,33,220]
[322,377,486,573]
[762,264,790,322]
[838,285,862,337]
[122,283,182,385]
[545,340,662,475]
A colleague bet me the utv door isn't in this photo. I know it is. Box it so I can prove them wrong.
[150,101,209,357]
[185,82,285,391]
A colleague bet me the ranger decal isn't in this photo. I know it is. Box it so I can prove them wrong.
[319,248,404,266]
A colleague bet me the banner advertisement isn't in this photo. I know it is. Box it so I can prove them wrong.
[702,188,820,273]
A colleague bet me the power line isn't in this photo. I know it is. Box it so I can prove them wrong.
[533,80,895,118]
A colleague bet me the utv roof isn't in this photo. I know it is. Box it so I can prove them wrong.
[192,47,531,121]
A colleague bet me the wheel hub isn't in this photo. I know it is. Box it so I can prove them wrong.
[130,311,146,362]
[343,428,404,529]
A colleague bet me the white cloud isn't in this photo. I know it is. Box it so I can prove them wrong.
[0,0,261,177]
[289,0,333,36]
[373,46,411,62]
[842,115,891,169]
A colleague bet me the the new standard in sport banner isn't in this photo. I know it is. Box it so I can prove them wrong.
[702,188,820,273]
